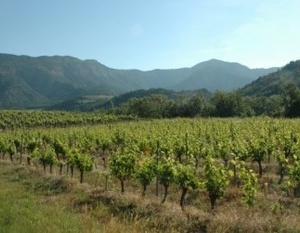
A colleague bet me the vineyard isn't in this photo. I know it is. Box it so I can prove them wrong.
[1,112,300,232]
[0,110,136,130]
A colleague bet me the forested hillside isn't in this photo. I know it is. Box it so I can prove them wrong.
[0,54,143,108]
[241,60,300,96]
[0,54,276,109]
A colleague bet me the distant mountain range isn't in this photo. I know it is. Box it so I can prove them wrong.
[0,53,278,108]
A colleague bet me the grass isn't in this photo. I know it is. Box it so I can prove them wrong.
[1,160,300,233]
[0,179,86,233]
[0,162,147,233]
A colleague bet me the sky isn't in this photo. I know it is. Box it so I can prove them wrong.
[1,0,300,71]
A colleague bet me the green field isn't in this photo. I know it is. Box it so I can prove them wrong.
[1,115,300,232]
[0,161,154,233]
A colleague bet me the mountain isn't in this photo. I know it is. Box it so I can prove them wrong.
[241,60,300,96]
[0,53,277,109]
[0,54,144,108]
[173,59,278,92]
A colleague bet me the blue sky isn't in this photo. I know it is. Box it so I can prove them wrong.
[1,0,299,70]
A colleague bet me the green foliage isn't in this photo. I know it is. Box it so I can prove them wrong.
[158,157,177,188]
[249,95,285,117]
[175,163,201,190]
[204,155,229,210]
[0,110,125,130]
[53,140,67,156]
[96,138,111,153]
[211,91,253,117]
[158,156,177,203]
[31,144,58,173]
[41,146,58,166]
[213,135,232,166]
[282,83,300,117]
[67,148,78,170]
[237,162,258,206]
[110,149,136,192]
[4,116,300,212]
[174,163,202,210]
[287,154,300,190]
[247,137,267,177]
[135,156,157,196]
[6,141,16,156]
[76,151,93,183]
[122,94,174,118]
[75,153,93,173]
[0,139,7,157]
[241,60,300,97]
[171,92,210,117]
[103,88,178,109]
[26,138,40,154]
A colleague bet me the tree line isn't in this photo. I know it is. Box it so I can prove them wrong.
[110,83,300,118]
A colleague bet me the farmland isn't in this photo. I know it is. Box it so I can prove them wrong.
[1,112,300,232]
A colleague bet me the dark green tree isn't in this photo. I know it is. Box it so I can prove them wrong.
[281,83,300,117]
[249,95,284,117]
[211,91,253,117]
[126,94,174,118]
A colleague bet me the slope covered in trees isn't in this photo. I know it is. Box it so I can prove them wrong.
[241,60,300,97]
[0,54,276,109]
[0,54,144,108]
[45,59,300,118]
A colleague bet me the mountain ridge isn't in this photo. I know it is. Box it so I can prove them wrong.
[0,53,278,109]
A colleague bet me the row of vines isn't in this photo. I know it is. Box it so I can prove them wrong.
[0,110,136,129]
[1,117,300,211]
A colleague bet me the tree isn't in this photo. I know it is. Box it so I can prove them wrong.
[186,93,207,117]
[126,94,174,118]
[249,95,284,117]
[281,83,300,117]
[171,93,204,117]
[211,91,253,117]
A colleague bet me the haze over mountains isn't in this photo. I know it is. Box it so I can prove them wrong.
[0,53,278,109]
